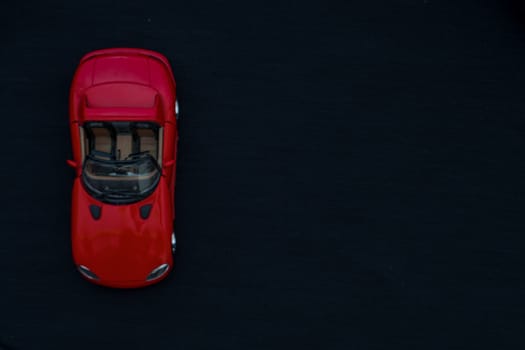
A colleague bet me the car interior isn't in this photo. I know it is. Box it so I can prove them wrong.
[82,122,161,162]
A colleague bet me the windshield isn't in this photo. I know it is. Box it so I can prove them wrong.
[82,151,161,204]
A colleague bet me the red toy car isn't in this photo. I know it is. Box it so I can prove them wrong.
[67,48,179,288]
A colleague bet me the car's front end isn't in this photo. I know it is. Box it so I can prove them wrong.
[71,174,175,288]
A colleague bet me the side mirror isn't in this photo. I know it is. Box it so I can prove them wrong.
[66,159,77,168]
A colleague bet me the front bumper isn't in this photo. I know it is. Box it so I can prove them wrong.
[76,261,172,289]
[78,268,171,289]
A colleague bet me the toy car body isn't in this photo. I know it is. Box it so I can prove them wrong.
[68,48,179,288]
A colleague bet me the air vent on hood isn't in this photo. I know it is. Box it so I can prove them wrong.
[140,204,153,219]
[89,205,101,220]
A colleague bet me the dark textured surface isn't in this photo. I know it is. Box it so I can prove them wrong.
[1,0,525,349]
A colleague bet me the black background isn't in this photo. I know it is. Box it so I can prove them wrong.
[1,0,524,349]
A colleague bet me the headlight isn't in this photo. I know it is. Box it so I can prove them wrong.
[77,265,100,280]
[146,264,170,281]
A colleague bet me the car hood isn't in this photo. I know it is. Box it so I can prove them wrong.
[71,177,173,282]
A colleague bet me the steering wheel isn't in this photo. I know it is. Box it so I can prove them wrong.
[125,151,150,160]
[90,150,116,160]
